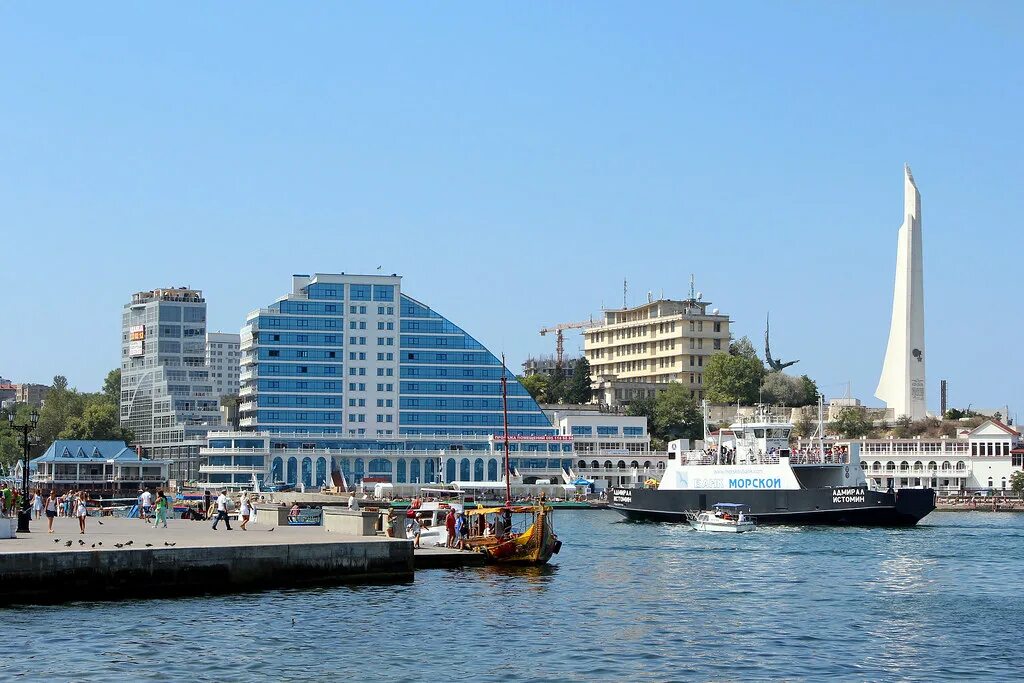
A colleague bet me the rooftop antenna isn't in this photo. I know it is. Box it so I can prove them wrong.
[689,274,695,300]
[623,278,627,309]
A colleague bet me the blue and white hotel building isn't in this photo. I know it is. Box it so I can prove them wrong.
[200,273,581,489]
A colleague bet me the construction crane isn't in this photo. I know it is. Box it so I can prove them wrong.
[539,320,595,370]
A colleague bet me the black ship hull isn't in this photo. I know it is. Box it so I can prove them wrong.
[610,486,935,527]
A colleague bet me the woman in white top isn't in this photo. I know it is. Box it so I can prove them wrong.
[76,492,88,534]
[32,490,43,519]
[239,495,252,531]
[45,490,58,533]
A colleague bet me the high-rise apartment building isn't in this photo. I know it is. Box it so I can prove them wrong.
[583,296,730,406]
[206,332,241,399]
[120,287,223,481]
[239,273,552,438]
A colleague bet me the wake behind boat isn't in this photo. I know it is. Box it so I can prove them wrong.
[611,402,935,527]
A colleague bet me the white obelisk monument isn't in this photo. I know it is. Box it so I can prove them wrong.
[876,164,927,420]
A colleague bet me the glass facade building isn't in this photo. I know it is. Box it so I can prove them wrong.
[201,273,569,487]
[121,288,223,481]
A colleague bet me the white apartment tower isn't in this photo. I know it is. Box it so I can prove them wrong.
[876,164,927,421]
[206,332,241,399]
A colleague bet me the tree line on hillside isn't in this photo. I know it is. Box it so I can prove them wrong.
[0,370,131,468]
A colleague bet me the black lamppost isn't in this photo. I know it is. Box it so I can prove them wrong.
[5,409,39,533]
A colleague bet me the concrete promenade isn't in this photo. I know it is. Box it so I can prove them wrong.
[0,517,413,604]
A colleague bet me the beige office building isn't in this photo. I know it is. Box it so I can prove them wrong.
[583,298,730,405]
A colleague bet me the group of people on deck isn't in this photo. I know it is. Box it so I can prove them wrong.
[401,496,515,551]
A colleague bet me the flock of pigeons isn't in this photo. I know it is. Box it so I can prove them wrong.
[50,526,275,550]
[54,538,176,549]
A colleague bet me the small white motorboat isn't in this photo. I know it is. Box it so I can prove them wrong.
[687,503,756,533]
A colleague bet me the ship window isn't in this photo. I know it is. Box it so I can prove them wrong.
[754,429,765,438]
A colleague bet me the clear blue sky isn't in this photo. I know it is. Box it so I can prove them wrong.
[2,3,1021,417]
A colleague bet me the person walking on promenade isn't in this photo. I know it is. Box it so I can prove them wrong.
[76,491,88,534]
[239,494,251,531]
[203,489,212,520]
[1,483,11,516]
[444,508,456,548]
[211,489,232,531]
[45,490,58,533]
[153,490,169,528]
[140,488,153,523]
[32,489,43,520]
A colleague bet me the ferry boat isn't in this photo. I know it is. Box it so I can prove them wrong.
[611,403,935,526]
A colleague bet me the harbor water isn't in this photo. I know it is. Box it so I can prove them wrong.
[3,510,1022,681]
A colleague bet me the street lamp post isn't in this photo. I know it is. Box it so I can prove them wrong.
[5,409,39,533]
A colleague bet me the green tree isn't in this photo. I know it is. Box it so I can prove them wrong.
[102,368,122,405]
[797,375,820,406]
[518,374,551,404]
[827,407,872,438]
[626,395,656,420]
[652,383,704,443]
[563,358,593,404]
[760,372,820,407]
[704,353,766,405]
[60,401,131,441]
[792,410,815,439]
[0,403,39,469]
[35,375,86,447]
[548,363,567,404]
[1010,470,1024,496]
[729,336,759,360]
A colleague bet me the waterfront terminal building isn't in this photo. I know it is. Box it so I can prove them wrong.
[199,273,660,491]
[800,419,1023,494]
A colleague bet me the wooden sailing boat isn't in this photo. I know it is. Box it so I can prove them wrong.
[463,356,561,564]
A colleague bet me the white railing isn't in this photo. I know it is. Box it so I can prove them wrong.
[198,465,266,473]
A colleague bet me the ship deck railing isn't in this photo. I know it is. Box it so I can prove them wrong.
[676,452,850,466]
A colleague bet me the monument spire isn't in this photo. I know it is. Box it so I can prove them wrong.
[875,164,927,420]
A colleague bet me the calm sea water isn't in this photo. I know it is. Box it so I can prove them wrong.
[2,510,1021,682]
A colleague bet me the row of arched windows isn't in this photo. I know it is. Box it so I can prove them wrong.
[576,459,664,470]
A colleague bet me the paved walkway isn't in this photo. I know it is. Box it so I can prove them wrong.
[1,516,397,554]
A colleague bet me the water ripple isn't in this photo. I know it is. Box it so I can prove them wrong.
[1,511,1021,681]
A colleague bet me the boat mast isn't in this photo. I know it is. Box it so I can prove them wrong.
[501,354,512,506]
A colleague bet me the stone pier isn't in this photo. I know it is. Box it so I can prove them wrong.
[0,517,413,604]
